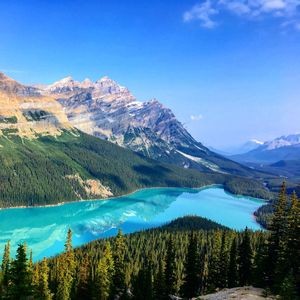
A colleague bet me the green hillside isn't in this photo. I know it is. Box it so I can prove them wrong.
[0,129,271,208]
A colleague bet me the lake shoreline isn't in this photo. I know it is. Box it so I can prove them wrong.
[0,183,267,211]
[0,186,266,261]
[0,184,222,211]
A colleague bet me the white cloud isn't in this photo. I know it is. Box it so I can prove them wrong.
[190,114,203,121]
[184,0,300,29]
[183,0,219,28]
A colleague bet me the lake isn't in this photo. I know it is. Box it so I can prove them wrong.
[0,186,264,261]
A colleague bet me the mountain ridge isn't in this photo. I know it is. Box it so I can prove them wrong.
[34,74,262,178]
[231,133,300,163]
[0,72,272,207]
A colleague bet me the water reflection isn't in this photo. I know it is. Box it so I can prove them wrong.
[0,187,263,261]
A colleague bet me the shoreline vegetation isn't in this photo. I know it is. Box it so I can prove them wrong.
[0,183,268,211]
[0,131,273,208]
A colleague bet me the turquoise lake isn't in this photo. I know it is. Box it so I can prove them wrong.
[0,186,264,261]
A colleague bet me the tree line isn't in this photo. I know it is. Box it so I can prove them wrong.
[0,182,299,299]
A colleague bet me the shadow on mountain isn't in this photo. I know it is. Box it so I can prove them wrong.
[133,165,170,177]
[100,173,126,190]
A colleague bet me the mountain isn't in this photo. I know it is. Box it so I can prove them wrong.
[212,139,263,156]
[40,75,259,178]
[232,134,300,163]
[0,72,271,207]
[0,72,71,138]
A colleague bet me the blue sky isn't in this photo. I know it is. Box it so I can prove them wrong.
[0,0,300,148]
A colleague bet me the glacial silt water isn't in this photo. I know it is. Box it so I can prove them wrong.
[0,186,264,260]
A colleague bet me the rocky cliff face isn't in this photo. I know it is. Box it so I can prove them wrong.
[0,72,71,138]
[44,75,252,176]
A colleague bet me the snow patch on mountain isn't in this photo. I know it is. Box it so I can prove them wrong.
[264,134,300,150]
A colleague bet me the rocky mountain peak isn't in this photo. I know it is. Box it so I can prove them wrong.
[95,76,127,92]
[0,72,71,138]
[81,78,94,88]
[0,71,40,96]
[46,76,82,93]
[0,72,10,81]
[264,133,300,150]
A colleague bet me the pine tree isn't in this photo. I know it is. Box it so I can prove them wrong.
[132,261,153,300]
[9,243,33,299]
[253,236,268,288]
[207,230,221,291]
[1,240,10,288]
[95,242,114,300]
[56,228,76,300]
[286,191,300,295]
[32,262,40,296]
[228,237,238,288]
[165,237,177,295]
[238,228,253,286]
[267,182,289,288]
[218,231,229,288]
[36,258,53,300]
[182,232,199,298]
[165,237,177,296]
[279,270,298,300]
[75,254,91,299]
[113,229,126,294]
[153,259,166,300]
[29,249,33,270]
[199,245,209,295]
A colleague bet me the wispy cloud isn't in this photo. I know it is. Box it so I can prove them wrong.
[183,0,300,29]
[190,114,203,121]
[1,69,25,74]
[184,0,219,28]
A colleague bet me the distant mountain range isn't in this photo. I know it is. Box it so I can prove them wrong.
[231,134,300,164]
[230,134,300,184]
[211,139,263,156]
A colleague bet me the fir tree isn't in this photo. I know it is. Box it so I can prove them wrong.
[37,258,53,300]
[9,243,33,299]
[199,245,209,295]
[253,237,268,288]
[279,271,298,300]
[218,231,229,288]
[267,182,289,288]
[132,261,153,300]
[228,237,238,288]
[238,228,253,286]
[153,259,166,300]
[75,254,91,299]
[286,191,300,295]
[1,240,10,288]
[32,262,40,296]
[165,237,177,296]
[182,233,199,298]
[113,229,126,294]
[56,228,75,300]
[207,230,222,291]
[95,242,114,300]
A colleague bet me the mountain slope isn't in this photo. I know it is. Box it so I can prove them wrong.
[0,72,272,208]
[0,72,71,138]
[0,130,271,208]
[43,76,258,177]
